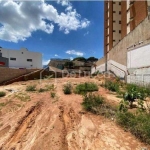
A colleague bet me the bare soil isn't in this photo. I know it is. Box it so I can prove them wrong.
[0,77,149,150]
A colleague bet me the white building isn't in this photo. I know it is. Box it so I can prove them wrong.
[0,47,42,69]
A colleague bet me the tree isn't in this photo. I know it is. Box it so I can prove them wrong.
[87,57,98,62]
[64,61,74,69]
[73,57,86,62]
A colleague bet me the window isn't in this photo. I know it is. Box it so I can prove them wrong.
[119,2,121,5]
[119,21,121,24]
[10,58,16,61]
[113,2,116,4]
[113,11,116,13]
[113,20,116,23]
[113,30,116,32]
[113,40,116,42]
[22,52,23,54]
[119,11,121,15]
[27,59,32,62]
[119,30,121,33]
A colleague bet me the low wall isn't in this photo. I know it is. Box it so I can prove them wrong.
[0,67,38,83]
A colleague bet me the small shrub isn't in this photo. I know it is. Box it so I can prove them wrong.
[82,93,104,112]
[75,82,98,94]
[0,91,6,97]
[38,88,47,93]
[26,85,36,91]
[51,92,56,98]
[63,83,72,94]
[104,80,119,92]
[123,84,148,108]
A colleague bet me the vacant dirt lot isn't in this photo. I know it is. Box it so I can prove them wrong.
[0,77,149,150]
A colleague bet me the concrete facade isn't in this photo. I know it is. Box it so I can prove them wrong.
[104,0,149,55]
[94,15,150,84]
[0,47,42,69]
[0,52,9,67]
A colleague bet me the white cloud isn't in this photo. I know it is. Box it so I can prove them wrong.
[57,0,69,6]
[84,31,89,36]
[42,59,50,65]
[66,50,84,56]
[0,0,90,42]
[55,54,58,57]
[70,57,73,60]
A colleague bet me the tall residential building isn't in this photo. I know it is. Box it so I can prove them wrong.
[104,0,150,56]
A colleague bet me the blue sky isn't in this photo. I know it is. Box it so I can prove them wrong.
[0,0,104,65]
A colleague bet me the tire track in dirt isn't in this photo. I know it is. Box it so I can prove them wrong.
[58,105,68,150]
[1,102,42,150]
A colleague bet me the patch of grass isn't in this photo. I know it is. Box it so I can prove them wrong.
[16,104,22,107]
[45,84,55,91]
[116,111,150,144]
[0,91,6,97]
[63,83,72,94]
[26,85,36,92]
[51,92,56,98]
[75,82,98,94]
[0,103,6,107]
[15,93,30,102]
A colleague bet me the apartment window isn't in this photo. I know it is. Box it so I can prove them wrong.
[113,40,116,42]
[119,30,121,33]
[113,11,116,13]
[113,30,116,32]
[119,2,121,5]
[113,2,116,4]
[119,11,121,15]
[27,59,32,62]
[10,58,16,61]
[113,20,116,23]
[119,21,121,24]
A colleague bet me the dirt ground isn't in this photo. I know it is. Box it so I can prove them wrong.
[0,77,149,150]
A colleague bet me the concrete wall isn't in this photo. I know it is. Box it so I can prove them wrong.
[0,52,9,67]
[109,17,150,66]
[0,68,37,83]
[127,43,150,68]
[0,48,42,69]
[91,57,106,74]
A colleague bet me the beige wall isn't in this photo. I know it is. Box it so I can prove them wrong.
[96,57,106,66]
[0,68,37,83]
